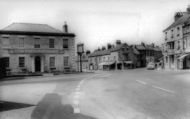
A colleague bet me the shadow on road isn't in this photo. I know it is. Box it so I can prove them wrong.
[31,93,97,119]
[0,101,34,112]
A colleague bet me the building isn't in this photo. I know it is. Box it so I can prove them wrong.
[88,49,112,70]
[134,43,162,67]
[88,41,140,70]
[0,22,76,74]
[163,6,190,70]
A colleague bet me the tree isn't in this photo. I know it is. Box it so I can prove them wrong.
[102,46,106,50]
[107,43,112,49]
[86,50,91,55]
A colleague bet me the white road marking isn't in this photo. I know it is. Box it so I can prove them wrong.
[152,85,175,94]
[136,80,147,85]
[74,94,80,99]
[75,92,82,95]
[73,100,79,105]
[135,80,175,94]
[73,74,106,114]
[74,106,80,113]
[76,87,80,91]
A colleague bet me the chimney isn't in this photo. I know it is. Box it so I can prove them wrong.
[187,5,190,13]
[63,21,68,33]
[107,43,112,49]
[116,40,121,46]
[174,12,183,21]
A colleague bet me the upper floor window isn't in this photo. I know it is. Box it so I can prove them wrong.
[49,39,54,48]
[177,27,180,31]
[34,38,40,48]
[49,57,55,68]
[19,37,24,47]
[19,57,25,67]
[177,41,180,50]
[1,37,9,45]
[63,39,69,49]
[165,32,167,40]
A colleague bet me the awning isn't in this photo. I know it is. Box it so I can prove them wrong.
[99,62,114,66]
[178,54,189,60]
[99,62,107,66]
[106,62,114,65]
[124,61,133,64]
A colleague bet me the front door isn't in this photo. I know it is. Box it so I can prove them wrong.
[35,56,41,72]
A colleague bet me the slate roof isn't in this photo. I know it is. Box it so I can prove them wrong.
[135,45,146,50]
[1,23,62,33]
[132,47,140,54]
[163,12,190,32]
[0,23,75,36]
[88,50,111,57]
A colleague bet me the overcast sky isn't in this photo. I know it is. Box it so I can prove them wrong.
[0,0,189,50]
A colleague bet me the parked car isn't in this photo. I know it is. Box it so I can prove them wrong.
[147,62,155,70]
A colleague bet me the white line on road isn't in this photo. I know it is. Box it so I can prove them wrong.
[152,85,175,94]
[136,80,147,85]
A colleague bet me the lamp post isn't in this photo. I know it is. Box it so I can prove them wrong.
[77,43,84,72]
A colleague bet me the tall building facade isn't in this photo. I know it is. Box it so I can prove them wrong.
[163,6,190,70]
[0,23,76,74]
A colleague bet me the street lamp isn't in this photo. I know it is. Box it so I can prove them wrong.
[77,43,84,72]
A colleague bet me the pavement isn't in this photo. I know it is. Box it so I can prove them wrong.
[0,69,190,119]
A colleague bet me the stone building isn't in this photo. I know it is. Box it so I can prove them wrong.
[163,6,190,70]
[0,23,76,74]
[88,41,140,70]
[134,43,162,67]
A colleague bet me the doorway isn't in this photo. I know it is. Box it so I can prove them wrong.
[35,56,41,72]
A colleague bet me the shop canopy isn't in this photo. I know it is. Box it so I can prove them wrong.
[178,54,189,60]
[124,61,133,64]
[99,62,114,66]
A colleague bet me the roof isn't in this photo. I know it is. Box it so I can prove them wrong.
[145,45,154,50]
[135,45,146,50]
[0,23,75,36]
[132,47,140,54]
[89,50,111,57]
[163,12,190,32]
[2,23,62,33]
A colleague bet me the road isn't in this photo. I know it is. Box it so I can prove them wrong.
[0,69,190,119]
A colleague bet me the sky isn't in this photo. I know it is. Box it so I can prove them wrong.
[0,0,189,51]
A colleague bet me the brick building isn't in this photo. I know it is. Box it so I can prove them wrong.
[0,23,76,74]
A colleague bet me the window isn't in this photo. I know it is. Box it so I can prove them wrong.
[178,41,180,50]
[19,37,24,47]
[19,57,25,67]
[34,38,40,48]
[177,27,180,30]
[50,57,55,68]
[63,56,69,67]
[49,39,54,48]
[4,57,9,68]
[2,37,9,45]
[63,39,69,49]
[166,57,168,63]
[165,32,167,40]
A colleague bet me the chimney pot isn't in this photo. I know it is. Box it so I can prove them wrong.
[63,21,68,33]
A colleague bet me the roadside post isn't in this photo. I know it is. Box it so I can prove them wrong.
[77,43,84,72]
